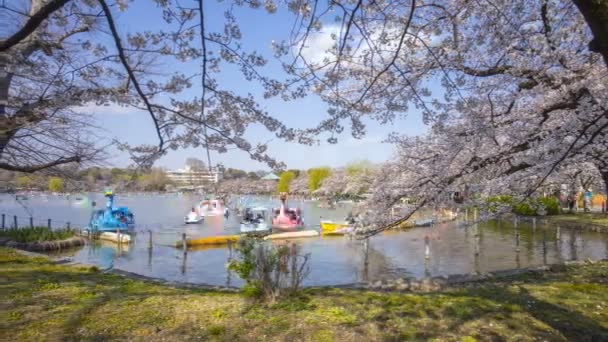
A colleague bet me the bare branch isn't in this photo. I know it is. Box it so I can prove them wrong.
[0,0,71,52]
[98,0,164,151]
[0,155,80,173]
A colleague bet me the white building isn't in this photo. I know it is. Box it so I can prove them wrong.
[166,166,222,185]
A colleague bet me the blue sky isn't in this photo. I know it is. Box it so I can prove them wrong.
[90,1,429,171]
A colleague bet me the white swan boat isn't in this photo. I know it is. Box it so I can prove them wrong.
[184,209,204,224]
[198,199,225,217]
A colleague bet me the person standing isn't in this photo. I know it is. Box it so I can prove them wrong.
[584,189,593,212]
[567,193,575,212]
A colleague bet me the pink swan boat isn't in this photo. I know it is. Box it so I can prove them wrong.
[272,194,304,231]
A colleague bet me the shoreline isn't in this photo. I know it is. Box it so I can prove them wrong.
[2,246,607,341]
[9,246,607,293]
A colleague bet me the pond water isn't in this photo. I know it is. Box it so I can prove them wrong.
[1,193,607,287]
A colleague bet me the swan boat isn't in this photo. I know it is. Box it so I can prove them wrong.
[184,208,204,224]
[271,194,304,231]
[86,190,135,234]
[240,207,270,233]
[198,199,225,217]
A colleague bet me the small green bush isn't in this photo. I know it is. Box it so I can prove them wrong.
[0,226,75,243]
[513,200,537,216]
[538,197,560,215]
[486,195,560,216]
[228,236,310,303]
[486,195,514,213]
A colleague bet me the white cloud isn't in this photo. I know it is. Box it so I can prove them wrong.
[297,24,341,65]
[294,23,445,69]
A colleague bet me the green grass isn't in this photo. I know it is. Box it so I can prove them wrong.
[1,247,607,341]
[0,226,76,243]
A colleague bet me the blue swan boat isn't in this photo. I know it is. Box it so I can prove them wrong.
[88,190,135,232]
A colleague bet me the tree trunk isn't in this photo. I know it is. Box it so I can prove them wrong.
[0,72,14,155]
[572,0,608,66]
[601,170,608,214]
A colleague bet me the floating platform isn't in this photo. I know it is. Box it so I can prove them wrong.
[98,232,131,244]
[263,230,319,240]
[176,235,240,248]
[322,230,352,237]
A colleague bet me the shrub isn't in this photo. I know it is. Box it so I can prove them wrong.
[513,200,537,216]
[486,195,560,216]
[228,236,310,303]
[486,195,514,213]
[538,196,561,215]
[0,227,75,243]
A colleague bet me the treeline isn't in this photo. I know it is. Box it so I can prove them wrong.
[0,162,376,196]
[220,161,377,197]
[0,167,171,193]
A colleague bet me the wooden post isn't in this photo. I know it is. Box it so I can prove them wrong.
[29,217,33,228]
[1,214,4,229]
[363,238,369,268]
[424,236,430,259]
[570,230,577,261]
[543,230,548,264]
[13,215,17,229]
[148,230,153,249]
[227,238,233,258]
[47,218,51,229]
[181,249,188,274]
[182,233,188,253]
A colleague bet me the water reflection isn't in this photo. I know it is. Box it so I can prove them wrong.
[2,194,608,286]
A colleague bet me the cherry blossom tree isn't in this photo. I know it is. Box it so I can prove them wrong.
[1,0,316,174]
[314,168,347,196]
[289,174,309,195]
[3,0,607,232]
[272,0,607,235]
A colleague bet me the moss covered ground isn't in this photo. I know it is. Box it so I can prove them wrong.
[1,247,607,341]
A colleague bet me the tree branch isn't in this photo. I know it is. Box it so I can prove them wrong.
[0,0,71,52]
[0,156,80,173]
[98,0,164,150]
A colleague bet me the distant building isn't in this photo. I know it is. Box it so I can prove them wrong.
[166,166,222,185]
[261,173,279,181]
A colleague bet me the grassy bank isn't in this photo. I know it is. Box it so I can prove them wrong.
[1,248,607,341]
[550,212,608,229]
[0,226,76,243]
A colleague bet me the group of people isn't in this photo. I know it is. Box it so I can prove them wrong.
[243,208,264,223]
[564,190,594,212]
